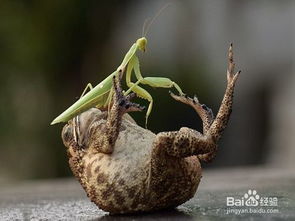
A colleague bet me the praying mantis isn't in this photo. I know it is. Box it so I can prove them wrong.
[51,36,184,126]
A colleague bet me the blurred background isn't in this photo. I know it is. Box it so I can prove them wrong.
[0,0,294,183]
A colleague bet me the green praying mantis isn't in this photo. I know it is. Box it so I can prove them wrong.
[51,36,184,126]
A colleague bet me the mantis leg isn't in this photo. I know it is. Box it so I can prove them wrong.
[124,55,184,126]
[124,56,153,126]
[129,82,153,127]
[73,83,94,143]
[126,55,184,95]
[80,83,93,98]
[127,76,187,126]
[105,87,114,114]
[139,77,184,95]
[125,76,184,126]
[80,82,111,110]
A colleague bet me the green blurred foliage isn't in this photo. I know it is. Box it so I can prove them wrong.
[0,0,242,181]
[0,0,137,181]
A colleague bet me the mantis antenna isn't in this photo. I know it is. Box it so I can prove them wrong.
[142,3,172,37]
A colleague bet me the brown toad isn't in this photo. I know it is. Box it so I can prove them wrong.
[61,44,240,214]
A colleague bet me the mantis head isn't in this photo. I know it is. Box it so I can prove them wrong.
[136,37,147,52]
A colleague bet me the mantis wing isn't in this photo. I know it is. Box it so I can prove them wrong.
[51,71,116,125]
[51,41,140,125]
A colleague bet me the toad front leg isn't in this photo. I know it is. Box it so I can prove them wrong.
[88,76,144,154]
[155,43,240,159]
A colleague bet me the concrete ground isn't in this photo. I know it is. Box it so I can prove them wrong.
[1,167,294,220]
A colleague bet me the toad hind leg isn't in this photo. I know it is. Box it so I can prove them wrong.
[88,76,144,154]
[208,43,240,142]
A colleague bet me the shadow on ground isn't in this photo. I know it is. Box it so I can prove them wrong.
[0,167,294,220]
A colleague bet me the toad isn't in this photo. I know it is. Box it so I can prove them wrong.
[61,44,240,214]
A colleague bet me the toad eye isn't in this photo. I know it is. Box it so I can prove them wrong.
[62,124,74,146]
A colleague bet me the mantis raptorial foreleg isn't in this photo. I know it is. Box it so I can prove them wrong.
[124,55,184,125]
[126,55,184,94]
[128,82,153,127]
